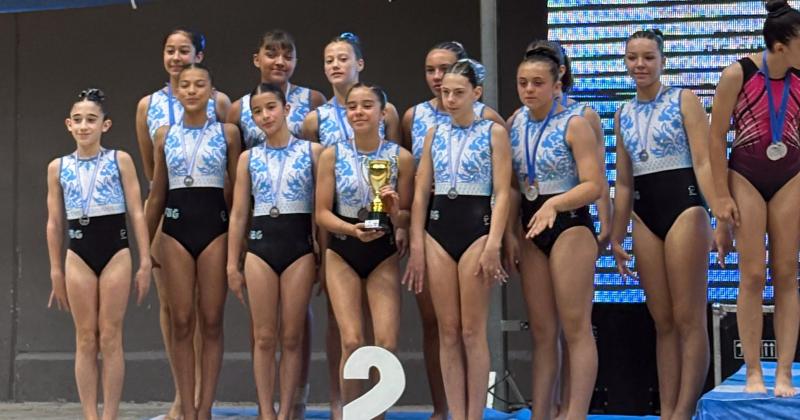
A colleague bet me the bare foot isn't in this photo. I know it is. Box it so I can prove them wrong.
[553,405,566,420]
[291,403,306,420]
[330,401,343,420]
[775,369,797,397]
[429,410,448,420]
[744,369,767,394]
[165,400,182,420]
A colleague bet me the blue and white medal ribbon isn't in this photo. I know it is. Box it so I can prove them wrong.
[75,149,105,226]
[524,101,557,201]
[179,120,211,187]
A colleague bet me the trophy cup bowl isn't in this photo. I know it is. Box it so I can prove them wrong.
[363,159,392,231]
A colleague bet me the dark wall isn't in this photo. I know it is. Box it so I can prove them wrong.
[1,0,548,403]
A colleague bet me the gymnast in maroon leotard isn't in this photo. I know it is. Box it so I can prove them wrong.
[709,0,800,398]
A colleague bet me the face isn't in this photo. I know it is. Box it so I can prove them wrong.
[516,61,559,110]
[177,68,212,113]
[425,49,458,96]
[250,92,289,137]
[345,87,384,133]
[624,38,664,87]
[324,41,363,86]
[65,101,111,146]
[772,37,800,69]
[440,73,481,114]
[163,32,202,78]
[253,45,297,84]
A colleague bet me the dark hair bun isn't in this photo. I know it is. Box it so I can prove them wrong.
[525,46,561,65]
[78,88,106,102]
[766,0,790,13]
[650,28,664,37]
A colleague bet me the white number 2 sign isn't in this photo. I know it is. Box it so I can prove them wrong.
[342,346,406,419]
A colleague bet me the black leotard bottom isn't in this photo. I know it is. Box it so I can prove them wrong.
[521,193,593,257]
[633,168,706,241]
[161,187,228,259]
[426,195,491,262]
[328,215,396,279]
[248,214,313,275]
[68,213,129,276]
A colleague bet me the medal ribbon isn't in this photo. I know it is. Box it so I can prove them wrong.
[74,149,104,219]
[333,100,354,144]
[179,119,211,181]
[761,51,791,145]
[524,100,557,188]
[264,137,294,209]
[166,83,176,126]
[447,120,476,193]
[633,84,664,158]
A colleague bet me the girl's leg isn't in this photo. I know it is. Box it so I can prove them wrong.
[631,220,679,419]
[729,172,769,394]
[195,234,229,420]
[549,228,598,420]
[663,208,712,419]
[245,253,281,420]
[159,234,200,420]
[326,298,343,420]
[65,251,101,420]
[765,173,800,397]
[277,254,316,420]
[325,250,367,410]
[96,250,132,420]
[414,286,448,420]
[425,235,465,420]
[518,238,558,420]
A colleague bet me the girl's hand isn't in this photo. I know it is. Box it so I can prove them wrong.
[134,264,152,305]
[48,271,70,312]
[227,269,247,306]
[401,244,425,294]
[502,233,520,277]
[395,227,409,257]
[378,185,400,218]
[712,195,740,227]
[610,240,636,279]
[713,222,734,267]
[353,223,385,242]
[476,245,508,286]
[526,202,557,239]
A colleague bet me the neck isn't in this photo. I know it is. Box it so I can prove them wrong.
[530,100,557,121]
[183,110,208,127]
[354,130,380,152]
[168,75,180,89]
[76,142,102,158]
[332,82,355,106]
[267,126,291,148]
[636,81,662,101]
[765,50,790,78]
[451,108,475,127]
[431,97,448,114]
[261,79,290,93]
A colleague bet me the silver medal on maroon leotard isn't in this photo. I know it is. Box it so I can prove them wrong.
[766,142,788,161]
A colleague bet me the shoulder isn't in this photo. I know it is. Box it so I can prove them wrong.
[115,150,134,164]
[136,95,152,117]
[48,158,63,174]
[385,102,400,117]
[154,125,170,142]
[402,106,415,126]
[720,60,745,83]
[309,89,327,107]
[223,122,240,138]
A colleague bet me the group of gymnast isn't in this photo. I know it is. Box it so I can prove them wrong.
[45,1,800,419]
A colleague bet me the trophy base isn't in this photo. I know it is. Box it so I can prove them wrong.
[363,212,390,231]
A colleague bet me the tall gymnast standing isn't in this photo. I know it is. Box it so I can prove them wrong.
[405,59,512,420]
[47,89,151,420]
[133,28,230,419]
[710,0,800,397]
[507,48,604,420]
[146,64,241,420]
[611,29,715,419]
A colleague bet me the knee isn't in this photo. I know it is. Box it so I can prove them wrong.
[280,331,303,354]
[374,336,398,354]
[460,324,486,346]
[739,268,767,293]
[75,329,98,355]
[672,307,705,334]
[171,312,194,341]
[98,327,122,355]
[560,312,593,343]
[529,318,559,345]
[649,310,676,336]
[254,330,279,354]
[438,320,462,348]
[340,332,365,355]
[200,316,223,340]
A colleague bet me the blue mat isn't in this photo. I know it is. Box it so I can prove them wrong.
[198,407,658,419]
[696,361,800,419]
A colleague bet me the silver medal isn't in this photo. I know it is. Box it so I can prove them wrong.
[357,207,369,221]
[766,142,788,161]
[79,215,90,226]
[269,206,280,218]
[447,187,458,200]
[525,184,539,201]
[638,150,649,162]
[184,175,194,187]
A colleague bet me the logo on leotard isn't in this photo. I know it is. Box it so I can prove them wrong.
[569,210,578,219]
[249,230,263,240]
[687,185,698,196]
[68,229,83,239]
[483,214,491,226]
[165,208,180,220]
[634,191,641,200]
[120,229,127,240]
[429,210,440,221]
[220,210,228,222]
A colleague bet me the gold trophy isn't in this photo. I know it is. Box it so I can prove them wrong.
[363,159,392,231]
